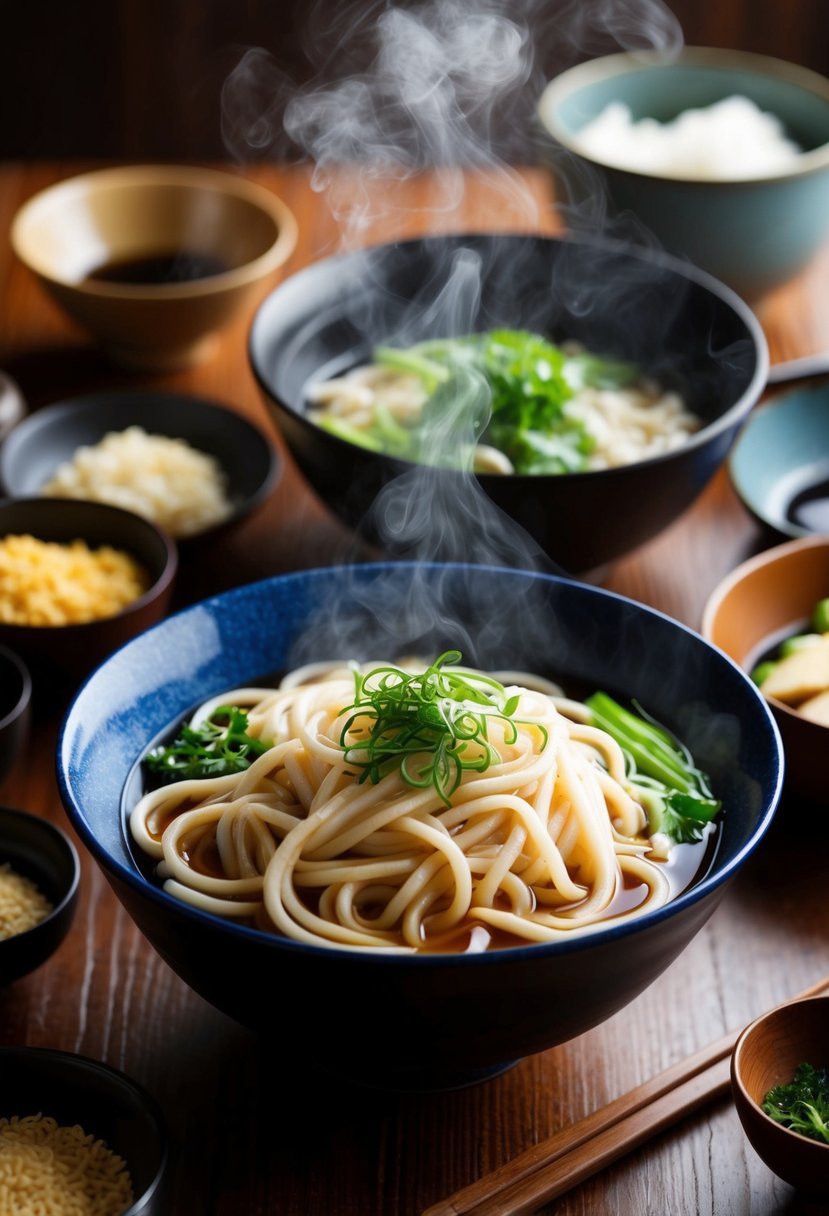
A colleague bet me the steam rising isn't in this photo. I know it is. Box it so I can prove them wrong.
[222,0,690,665]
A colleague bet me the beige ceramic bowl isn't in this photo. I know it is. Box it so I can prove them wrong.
[11,165,298,371]
[732,994,829,1196]
[701,535,829,805]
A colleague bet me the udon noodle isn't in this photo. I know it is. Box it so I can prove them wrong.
[129,659,711,954]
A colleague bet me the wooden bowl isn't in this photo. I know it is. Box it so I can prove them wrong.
[732,994,829,1195]
[10,165,297,371]
[701,535,829,806]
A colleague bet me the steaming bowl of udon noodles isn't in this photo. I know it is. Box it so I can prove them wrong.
[249,232,766,576]
[57,562,782,1090]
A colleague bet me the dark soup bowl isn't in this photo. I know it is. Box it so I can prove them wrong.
[57,563,782,1091]
[249,233,767,575]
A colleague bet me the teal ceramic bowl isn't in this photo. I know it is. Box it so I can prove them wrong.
[729,384,829,539]
[538,48,829,299]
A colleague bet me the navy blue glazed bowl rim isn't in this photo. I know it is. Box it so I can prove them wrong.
[57,561,784,969]
[248,230,770,480]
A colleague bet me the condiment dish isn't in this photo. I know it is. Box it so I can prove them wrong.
[58,562,782,1090]
[0,496,177,686]
[732,994,829,1195]
[0,1045,169,1213]
[728,382,829,540]
[0,804,80,986]
[0,390,279,546]
[0,645,31,788]
[701,534,829,806]
[249,231,767,576]
[10,164,298,371]
[538,47,829,299]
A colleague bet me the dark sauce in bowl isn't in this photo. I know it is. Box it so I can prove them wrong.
[86,251,230,286]
[786,475,829,533]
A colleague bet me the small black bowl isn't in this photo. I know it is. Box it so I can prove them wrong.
[0,1046,169,1214]
[0,805,80,986]
[249,232,767,575]
[0,645,32,786]
[0,390,280,545]
[0,496,178,684]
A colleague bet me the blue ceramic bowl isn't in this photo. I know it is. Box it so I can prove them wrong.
[249,232,767,577]
[57,563,783,1090]
[729,384,829,540]
[538,48,829,299]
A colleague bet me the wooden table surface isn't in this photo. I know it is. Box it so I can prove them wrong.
[1,161,828,1216]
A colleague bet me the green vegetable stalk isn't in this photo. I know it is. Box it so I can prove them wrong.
[584,692,721,846]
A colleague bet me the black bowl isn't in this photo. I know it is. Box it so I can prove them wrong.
[0,390,279,545]
[0,1046,169,1214]
[57,563,783,1090]
[0,496,177,684]
[0,805,80,986]
[249,233,767,575]
[0,645,32,786]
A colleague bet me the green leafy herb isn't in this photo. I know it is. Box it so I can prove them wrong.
[338,651,541,806]
[369,330,637,475]
[584,691,721,846]
[762,1062,829,1144]
[144,705,270,784]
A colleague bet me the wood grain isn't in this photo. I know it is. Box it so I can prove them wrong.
[1,162,829,1215]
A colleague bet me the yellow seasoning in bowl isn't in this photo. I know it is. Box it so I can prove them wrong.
[0,862,53,940]
[0,534,150,626]
[0,1113,134,1214]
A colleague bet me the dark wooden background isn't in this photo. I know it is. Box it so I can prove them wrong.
[3,0,829,162]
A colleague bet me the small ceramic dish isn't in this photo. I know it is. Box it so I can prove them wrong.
[0,645,32,787]
[0,1045,169,1213]
[10,164,298,371]
[701,534,829,805]
[0,391,279,546]
[729,383,829,540]
[538,47,829,300]
[0,496,177,684]
[0,804,80,986]
[732,994,829,1196]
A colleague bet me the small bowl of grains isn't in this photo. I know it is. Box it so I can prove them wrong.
[0,1045,169,1214]
[0,496,177,684]
[0,804,80,986]
[0,390,279,545]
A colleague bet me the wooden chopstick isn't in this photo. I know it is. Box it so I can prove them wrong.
[422,973,829,1216]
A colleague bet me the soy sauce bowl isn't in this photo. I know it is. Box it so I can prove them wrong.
[0,1046,169,1214]
[732,994,829,1195]
[0,805,80,986]
[729,382,829,540]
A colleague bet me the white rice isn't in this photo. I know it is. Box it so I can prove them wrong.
[574,95,802,180]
